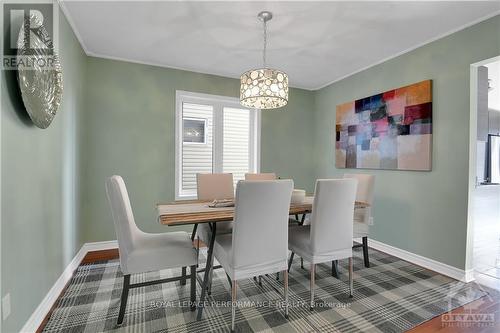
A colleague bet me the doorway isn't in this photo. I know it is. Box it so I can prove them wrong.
[469,56,500,289]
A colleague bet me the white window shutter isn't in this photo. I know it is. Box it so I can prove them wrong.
[181,103,213,196]
[223,107,251,186]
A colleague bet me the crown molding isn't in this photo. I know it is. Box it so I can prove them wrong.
[58,1,499,92]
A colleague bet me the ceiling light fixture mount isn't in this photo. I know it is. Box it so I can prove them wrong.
[240,11,288,110]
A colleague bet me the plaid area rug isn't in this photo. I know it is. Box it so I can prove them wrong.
[43,248,488,332]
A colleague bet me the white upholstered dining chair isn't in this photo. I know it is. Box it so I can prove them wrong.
[213,180,294,332]
[288,179,357,309]
[105,175,198,326]
[344,173,375,268]
[244,172,277,180]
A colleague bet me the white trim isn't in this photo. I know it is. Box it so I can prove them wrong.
[57,0,91,54]
[255,110,262,173]
[58,1,498,91]
[20,241,118,333]
[0,3,3,329]
[368,239,475,283]
[82,240,119,253]
[465,56,500,274]
[174,91,183,200]
[311,10,500,90]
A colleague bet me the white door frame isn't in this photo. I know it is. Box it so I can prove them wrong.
[465,55,500,276]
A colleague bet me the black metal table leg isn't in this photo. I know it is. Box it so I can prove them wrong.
[300,214,306,225]
[197,222,217,320]
[191,224,198,241]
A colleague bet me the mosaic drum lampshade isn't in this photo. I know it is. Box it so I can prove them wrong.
[240,11,288,110]
[240,68,288,109]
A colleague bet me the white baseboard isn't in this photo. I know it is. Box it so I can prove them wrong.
[83,240,119,253]
[367,239,474,283]
[20,240,118,333]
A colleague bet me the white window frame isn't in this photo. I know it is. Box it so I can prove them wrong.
[175,90,261,200]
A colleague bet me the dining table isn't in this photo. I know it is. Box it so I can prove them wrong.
[156,196,369,320]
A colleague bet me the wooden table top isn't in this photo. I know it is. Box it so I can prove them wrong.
[157,196,369,226]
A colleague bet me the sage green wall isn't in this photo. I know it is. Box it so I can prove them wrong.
[80,57,315,242]
[0,10,86,333]
[314,15,500,270]
[2,11,497,332]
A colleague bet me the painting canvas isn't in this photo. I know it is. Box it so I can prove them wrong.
[335,80,432,171]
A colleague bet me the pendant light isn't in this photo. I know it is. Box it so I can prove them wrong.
[240,11,289,110]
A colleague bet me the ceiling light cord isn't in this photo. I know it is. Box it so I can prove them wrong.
[263,18,267,69]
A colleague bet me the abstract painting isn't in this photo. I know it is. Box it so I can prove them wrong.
[335,80,432,171]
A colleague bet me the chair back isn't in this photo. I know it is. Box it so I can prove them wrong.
[196,173,234,200]
[310,179,357,254]
[231,180,293,269]
[105,176,141,273]
[344,173,375,224]
[244,173,276,181]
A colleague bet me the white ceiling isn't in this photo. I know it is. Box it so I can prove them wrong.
[61,1,500,90]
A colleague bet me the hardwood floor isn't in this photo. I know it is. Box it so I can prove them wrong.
[408,293,500,332]
[81,248,119,264]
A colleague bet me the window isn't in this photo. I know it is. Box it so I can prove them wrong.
[175,91,260,199]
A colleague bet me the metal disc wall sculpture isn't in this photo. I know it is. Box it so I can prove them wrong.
[16,14,63,129]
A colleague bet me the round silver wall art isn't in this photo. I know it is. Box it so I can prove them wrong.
[16,13,63,129]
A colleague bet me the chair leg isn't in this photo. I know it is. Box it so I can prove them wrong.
[283,270,289,319]
[300,257,304,269]
[207,266,213,295]
[196,236,200,268]
[258,275,262,286]
[349,257,353,298]
[331,260,339,278]
[117,274,130,326]
[288,252,295,272]
[362,237,370,268]
[310,264,315,310]
[190,265,197,311]
[181,267,187,285]
[276,272,280,281]
[231,280,237,332]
